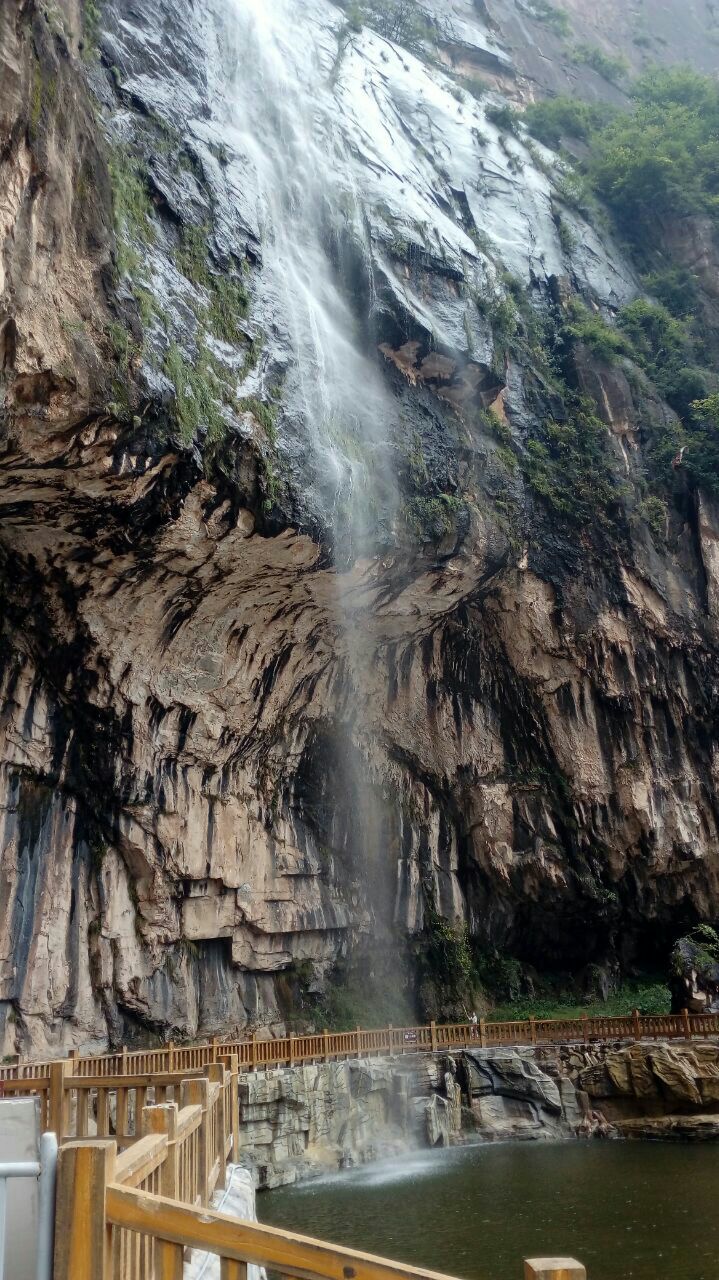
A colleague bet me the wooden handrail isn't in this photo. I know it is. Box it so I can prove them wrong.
[105,1183,471,1280]
[4,1012,719,1108]
[114,1134,168,1188]
[175,1103,202,1140]
[54,1113,590,1280]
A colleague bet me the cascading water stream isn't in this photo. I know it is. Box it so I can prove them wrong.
[216,0,399,559]
[212,0,402,928]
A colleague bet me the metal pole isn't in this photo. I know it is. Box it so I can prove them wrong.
[36,1134,58,1280]
[0,1174,7,1280]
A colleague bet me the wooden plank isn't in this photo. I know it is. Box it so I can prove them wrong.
[71,1071,204,1089]
[97,1087,110,1136]
[106,1186,470,1280]
[524,1261,586,1280]
[221,1262,248,1280]
[49,1060,69,1138]
[157,1238,185,1279]
[77,1088,89,1137]
[114,1134,168,1188]
[144,1104,180,1200]
[116,1087,128,1144]
[181,1077,210,1205]
[54,1140,117,1280]
[176,1104,203,1140]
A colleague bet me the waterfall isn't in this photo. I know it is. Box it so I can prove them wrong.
[211,0,402,964]
[215,0,399,562]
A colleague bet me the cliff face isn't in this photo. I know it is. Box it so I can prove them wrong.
[2,0,719,1056]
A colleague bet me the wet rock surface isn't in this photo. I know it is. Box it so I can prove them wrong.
[234,1041,719,1187]
[2,0,719,1056]
[236,1056,441,1187]
[576,1041,719,1119]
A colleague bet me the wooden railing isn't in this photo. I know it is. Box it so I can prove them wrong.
[54,1130,587,1280]
[19,1007,702,1280]
[54,1071,237,1280]
[0,1052,239,1168]
[2,1011,717,1124]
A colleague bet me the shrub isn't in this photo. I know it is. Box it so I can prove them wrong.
[176,227,250,346]
[530,2,571,37]
[587,69,719,248]
[524,97,614,148]
[522,400,620,527]
[83,0,101,57]
[417,901,474,1016]
[643,267,699,319]
[638,495,668,541]
[566,300,631,363]
[486,103,521,135]
[685,396,719,497]
[336,0,433,52]
[616,299,710,419]
[571,43,629,85]
[403,494,463,542]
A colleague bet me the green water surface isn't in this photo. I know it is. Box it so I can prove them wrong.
[261,1141,719,1280]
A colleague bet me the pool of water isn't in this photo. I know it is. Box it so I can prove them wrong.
[261,1141,719,1280]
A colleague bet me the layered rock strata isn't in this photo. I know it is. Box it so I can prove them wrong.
[236,1042,719,1188]
[2,0,719,1056]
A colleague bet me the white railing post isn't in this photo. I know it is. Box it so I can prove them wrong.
[0,1173,6,1280]
[37,1132,58,1280]
[525,1260,586,1280]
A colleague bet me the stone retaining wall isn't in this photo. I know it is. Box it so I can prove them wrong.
[237,1041,719,1188]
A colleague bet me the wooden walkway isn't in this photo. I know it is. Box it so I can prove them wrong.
[2,1012,716,1279]
[2,1011,718,1138]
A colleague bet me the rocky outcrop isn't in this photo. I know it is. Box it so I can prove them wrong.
[234,1041,719,1188]
[573,1041,719,1139]
[670,928,719,1013]
[2,0,719,1057]
[236,1056,450,1188]
[577,1041,719,1110]
[458,1048,584,1141]
[236,1047,593,1187]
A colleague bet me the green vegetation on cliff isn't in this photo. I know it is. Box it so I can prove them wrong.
[486,981,671,1023]
[525,68,719,498]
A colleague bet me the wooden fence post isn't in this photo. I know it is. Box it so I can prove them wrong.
[208,1063,227,1191]
[182,1077,210,1205]
[54,1139,117,1280]
[143,1103,179,1199]
[49,1059,69,1138]
[228,1054,240,1162]
[430,1020,437,1052]
[582,1014,589,1045]
[356,1026,362,1059]
[250,1032,257,1072]
[219,1053,240,1163]
[168,1040,175,1073]
[479,1017,486,1048]
[530,1017,537,1046]
[633,1008,641,1041]
[524,1260,585,1280]
[682,1007,692,1039]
